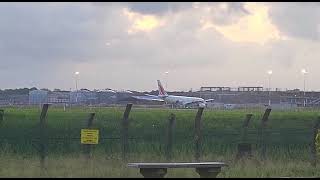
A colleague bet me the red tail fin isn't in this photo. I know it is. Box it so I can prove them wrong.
[157,80,168,96]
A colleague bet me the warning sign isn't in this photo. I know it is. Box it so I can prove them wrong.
[81,129,99,144]
[316,130,320,156]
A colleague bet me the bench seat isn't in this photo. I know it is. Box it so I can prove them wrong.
[127,162,227,178]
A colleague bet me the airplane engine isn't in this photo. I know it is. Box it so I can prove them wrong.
[199,102,206,108]
[174,100,184,108]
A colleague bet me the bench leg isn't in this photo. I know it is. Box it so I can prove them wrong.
[140,168,167,178]
[196,167,221,178]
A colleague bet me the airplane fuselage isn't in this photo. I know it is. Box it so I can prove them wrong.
[160,95,205,106]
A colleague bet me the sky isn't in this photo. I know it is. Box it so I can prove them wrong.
[0,2,319,92]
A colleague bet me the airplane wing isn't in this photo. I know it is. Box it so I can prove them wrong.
[131,95,165,102]
[183,100,205,106]
[205,99,215,103]
[182,99,214,107]
[145,94,160,98]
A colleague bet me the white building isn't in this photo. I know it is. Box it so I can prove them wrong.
[69,89,97,104]
[29,90,48,104]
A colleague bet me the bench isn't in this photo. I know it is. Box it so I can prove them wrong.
[127,162,227,178]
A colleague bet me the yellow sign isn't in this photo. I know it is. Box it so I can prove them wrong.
[316,130,320,156]
[81,129,99,144]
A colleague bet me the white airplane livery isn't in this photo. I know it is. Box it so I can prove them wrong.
[157,80,209,108]
[132,80,214,108]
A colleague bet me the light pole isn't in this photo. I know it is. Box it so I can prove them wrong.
[165,71,169,89]
[267,70,272,106]
[74,71,80,103]
[301,68,308,107]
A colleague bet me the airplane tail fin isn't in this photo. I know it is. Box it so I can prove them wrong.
[157,80,168,97]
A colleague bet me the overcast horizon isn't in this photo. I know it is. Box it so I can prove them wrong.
[0,2,319,92]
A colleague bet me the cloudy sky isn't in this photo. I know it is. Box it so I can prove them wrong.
[0,2,320,92]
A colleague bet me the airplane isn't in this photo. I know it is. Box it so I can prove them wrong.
[132,80,214,108]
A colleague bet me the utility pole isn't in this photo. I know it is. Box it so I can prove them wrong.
[75,72,79,103]
[301,69,308,107]
[267,70,272,106]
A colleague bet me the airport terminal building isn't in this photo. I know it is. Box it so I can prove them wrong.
[1,85,319,109]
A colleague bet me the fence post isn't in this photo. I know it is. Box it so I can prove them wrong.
[0,109,4,125]
[165,113,176,161]
[122,103,132,161]
[236,114,253,160]
[195,107,204,162]
[311,117,320,167]
[260,108,272,160]
[39,104,49,176]
[242,114,253,142]
[83,113,95,161]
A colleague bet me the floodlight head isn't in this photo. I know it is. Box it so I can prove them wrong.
[301,69,308,74]
[267,70,272,75]
[75,71,80,75]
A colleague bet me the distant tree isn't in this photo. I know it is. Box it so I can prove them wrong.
[149,90,158,95]
[40,88,50,92]
[80,88,90,91]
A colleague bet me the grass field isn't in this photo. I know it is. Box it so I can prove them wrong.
[0,106,319,177]
[0,153,320,178]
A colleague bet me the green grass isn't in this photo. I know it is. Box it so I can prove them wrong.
[0,106,319,177]
[0,152,319,178]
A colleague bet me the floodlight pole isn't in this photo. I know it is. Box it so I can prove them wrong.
[301,69,308,107]
[74,72,79,103]
[303,73,306,107]
[267,70,272,106]
[268,75,271,106]
[165,72,169,89]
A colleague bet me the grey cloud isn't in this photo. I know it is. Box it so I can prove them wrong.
[105,2,249,26]
[92,2,249,28]
[1,2,320,91]
[268,2,320,40]
[122,2,192,15]
[127,2,172,15]
[228,2,250,14]
[0,3,129,64]
[207,2,249,25]
[123,2,249,17]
